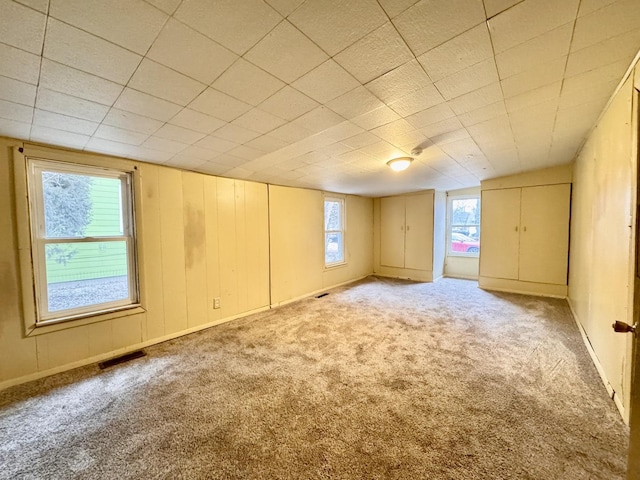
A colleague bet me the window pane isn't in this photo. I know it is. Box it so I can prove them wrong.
[45,241,129,312]
[325,232,344,264]
[43,172,123,238]
[450,232,480,254]
[451,198,480,226]
[324,201,341,230]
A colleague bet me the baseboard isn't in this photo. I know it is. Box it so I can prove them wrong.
[444,274,479,281]
[0,305,270,392]
[271,275,370,308]
[478,276,567,298]
[566,298,626,423]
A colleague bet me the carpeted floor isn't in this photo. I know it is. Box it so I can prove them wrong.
[0,277,629,479]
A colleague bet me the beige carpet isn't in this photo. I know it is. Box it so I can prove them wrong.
[0,277,629,479]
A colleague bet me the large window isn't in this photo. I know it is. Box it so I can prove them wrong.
[448,195,480,256]
[26,159,138,325]
[324,196,345,267]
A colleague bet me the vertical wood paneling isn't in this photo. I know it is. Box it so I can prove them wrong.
[138,164,165,340]
[112,314,143,349]
[36,326,91,371]
[203,175,221,324]
[88,321,113,357]
[158,167,188,334]
[235,180,248,314]
[182,172,208,327]
[246,181,270,308]
[217,177,238,317]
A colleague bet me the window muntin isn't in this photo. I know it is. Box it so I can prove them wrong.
[27,159,138,324]
[324,197,345,267]
[448,195,480,257]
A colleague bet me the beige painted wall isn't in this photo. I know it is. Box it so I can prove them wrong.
[0,139,372,388]
[268,185,373,306]
[433,191,446,280]
[444,187,480,280]
[568,72,637,420]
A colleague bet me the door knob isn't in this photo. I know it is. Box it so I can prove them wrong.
[612,320,637,333]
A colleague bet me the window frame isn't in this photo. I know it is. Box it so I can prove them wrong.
[323,195,346,268]
[14,148,144,335]
[447,194,481,258]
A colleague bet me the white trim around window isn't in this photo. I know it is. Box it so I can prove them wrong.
[324,195,346,268]
[447,194,481,257]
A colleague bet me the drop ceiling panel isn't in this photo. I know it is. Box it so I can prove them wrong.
[33,109,97,136]
[0,42,41,85]
[571,0,640,52]
[188,88,252,122]
[103,108,164,135]
[366,60,432,104]
[114,88,182,121]
[0,117,29,139]
[36,87,109,122]
[292,60,360,103]
[0,0,46,54]
[0,75,37,106]
[0,99,32,123]
[128,59,206,106]
[169,108,225,135]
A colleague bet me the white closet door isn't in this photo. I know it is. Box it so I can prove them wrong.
[519,184,570,284]
[480,188,521,279]
[404,193,433,271]
[380,196,406,268]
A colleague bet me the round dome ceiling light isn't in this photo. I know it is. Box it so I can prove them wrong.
[387,157,413,172]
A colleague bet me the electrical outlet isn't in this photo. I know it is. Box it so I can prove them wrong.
[213,298,220,309]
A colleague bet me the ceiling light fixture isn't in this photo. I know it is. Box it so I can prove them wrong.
[387,157,413,172]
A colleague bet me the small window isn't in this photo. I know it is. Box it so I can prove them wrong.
[26,158,139,325]
[324,196,345,267]
[448,195,480,256]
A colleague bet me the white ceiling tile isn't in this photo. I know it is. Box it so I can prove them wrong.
[293,106,345,134]
[0,99,32,123]
[483,0,522,18]
[145,0,181,15]
[39,59,124,106]
[0,75,37,106]
[378,0,420,18]
[326,87,384,120]
[365,60,431,104]
[227,145,265,161]
[169,108,225,135]
[488,0,580,53]
[245,135,288,153]
[418,23,493,82]
[164,155,208,170]
[334,22,413,84]
[44,18,141,84]
[33,109,98,135]
[212,123,261,144]
[142,135,189,154]
[388,84,445,116]
[0,42,41,84]
[504,81,561,112]
[173,145,220,161]
[571,0,640,52]
[0,117,31,139]
[406,103,456,129]
[318,121,364,142]
[84,136,139,157]
[495,23,573,79]
[147,18,238,85]
[566,29,640,78]
[212,58,285,106]
[49,0,167,55]
[292,60,360,103]
[103,108,164,135]
[126,145,175,163]
[209,153,246,167]
[501,56,566,98]
[342,131,382,149]
[188,88,252,122]
[420,117,463,139]
[0,0,46,54]
[113,88,182,121]
[264,0,305,17]
[577,0,617,17]
[31,124,90,149]
[128,59,205,106]
[288,0,387,56]
[194,161,233,176]
[195,135,239,153]
[430,128,471,146]
[36,87,109,122]
[232,108,286,135]
[94,124,149,145]
[268,122,313,143]
[14,0,49,13]
[258,86,319,121]
[434,58,499,100]
[447,82,503,114]
[175,0,282,55]
[393,0,486,56]
[245,20,328,83]
[154,123,206,144]
[351,105,401,130]
[458,100,507,127]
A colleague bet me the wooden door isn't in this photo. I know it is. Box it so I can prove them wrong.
[405,193,433,271]
[519,184,571,284]
[380,196,406,268]
[480,188,521,280]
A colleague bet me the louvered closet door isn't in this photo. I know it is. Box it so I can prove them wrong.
[518,184,570,285]
[480,188,521,280]
[380,196,405,268]
[404,193,433,271]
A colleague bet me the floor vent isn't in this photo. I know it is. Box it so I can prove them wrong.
[315,293,329,298]
[99,350,146,370]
